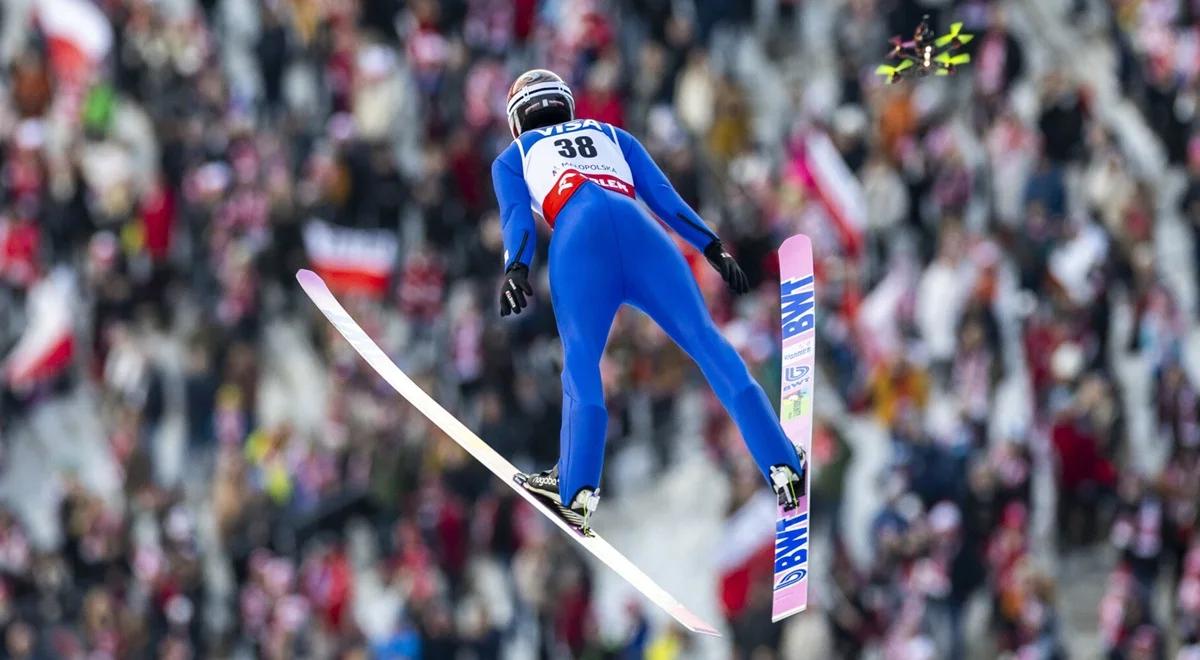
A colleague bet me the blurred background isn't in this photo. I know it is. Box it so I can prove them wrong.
[0,0,1199,657]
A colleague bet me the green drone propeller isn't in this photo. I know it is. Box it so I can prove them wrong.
[935,51,971,67]
[875,58,914,83]
[934,22,974,48]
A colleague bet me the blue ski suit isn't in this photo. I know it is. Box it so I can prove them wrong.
[492,118,802,503]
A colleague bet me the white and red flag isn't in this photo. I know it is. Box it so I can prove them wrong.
[35,0,113,86]
[790,131,866,257]
[302,220,398,299]
[714,491,777,619]
[4,269,77,389]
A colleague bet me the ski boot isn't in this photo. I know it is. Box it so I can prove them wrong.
[518,465,601,535]
[770,446,808,511]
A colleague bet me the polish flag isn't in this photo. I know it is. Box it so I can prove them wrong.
[791,131,866,257]
[35,0,113,86]
[4,269,77,389]
[302,220,398,299]
[714,491,777,619]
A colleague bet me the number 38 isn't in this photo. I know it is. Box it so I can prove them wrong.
[554,136,598,158]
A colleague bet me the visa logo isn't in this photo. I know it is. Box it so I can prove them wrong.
[780,276,815,340]
[774,512,809,573]
[532,119,604,136]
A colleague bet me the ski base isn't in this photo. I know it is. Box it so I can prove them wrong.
[295,269,720,637]
[772,234,816,622]
[771,502,811,622]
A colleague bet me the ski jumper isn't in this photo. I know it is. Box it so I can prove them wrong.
[492,119,803,503]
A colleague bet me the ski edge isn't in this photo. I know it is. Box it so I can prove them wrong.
[294,269,722,638]
[770,604,807,624]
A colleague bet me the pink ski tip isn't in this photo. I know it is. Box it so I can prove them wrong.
[780,234,812,251]
[296,269,332,299]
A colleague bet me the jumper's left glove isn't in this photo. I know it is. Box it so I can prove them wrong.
[704,240,750,295]
[499,263,534,316]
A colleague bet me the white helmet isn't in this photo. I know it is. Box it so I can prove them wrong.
[506,69,574,139]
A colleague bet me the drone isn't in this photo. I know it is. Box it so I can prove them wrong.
[876,16,973,84]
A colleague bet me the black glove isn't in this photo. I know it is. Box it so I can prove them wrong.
[704,240,750,295]
[499,263,534,316]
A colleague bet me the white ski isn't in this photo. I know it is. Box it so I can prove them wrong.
[296,269,721,637]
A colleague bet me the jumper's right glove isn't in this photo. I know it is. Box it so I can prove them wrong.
[499,263,533,316]
[704,240,750,295]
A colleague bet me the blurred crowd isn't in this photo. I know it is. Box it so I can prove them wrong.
[813,0,1200,658]
[0,0,1199,658]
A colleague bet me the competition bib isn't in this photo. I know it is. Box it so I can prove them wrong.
[517,119,636,225]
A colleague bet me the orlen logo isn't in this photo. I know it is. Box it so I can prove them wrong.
[773,511,809,591]
[781,276,815,340]
[591,175,634,196]
[557,172,578,194]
